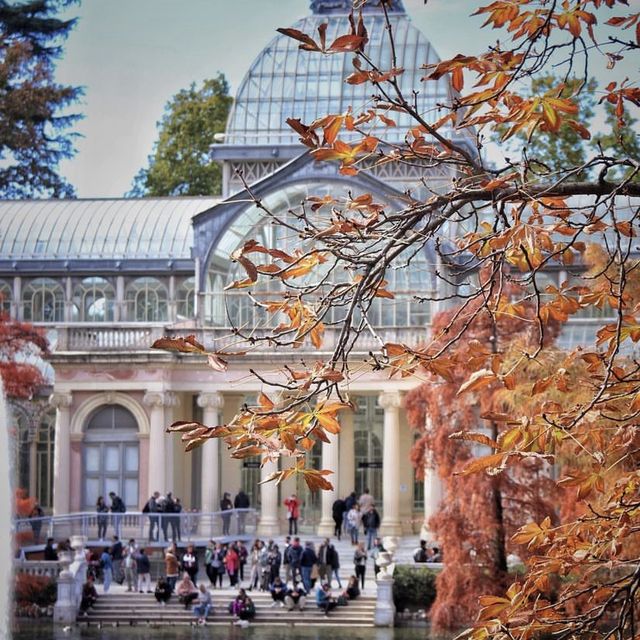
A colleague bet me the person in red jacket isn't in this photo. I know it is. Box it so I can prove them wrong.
[284,494,301,535]
[225,543,241,587]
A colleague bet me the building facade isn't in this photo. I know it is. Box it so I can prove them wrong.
[2,0,610,536]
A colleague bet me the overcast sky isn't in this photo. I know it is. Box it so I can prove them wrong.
[54,0,632,198]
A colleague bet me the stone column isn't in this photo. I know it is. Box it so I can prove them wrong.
[378,391,403,536]
[143,391,176,495]
[316,432,339,536]
[50,392,73,516]
[197,392,224,512]
[257,458,280,536]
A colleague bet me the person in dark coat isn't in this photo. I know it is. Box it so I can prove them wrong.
[108,491,125,537]
[220,492,233,536]
[154,576,172,604]
[331,498,346,540]
[234,490,250,534]
[143,491,160,542]
[300,541,318,593]
[79,575,98,614]
[43,537,58,561]
[362,504,381,550]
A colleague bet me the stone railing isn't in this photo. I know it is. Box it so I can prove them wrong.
[14,560,61,579]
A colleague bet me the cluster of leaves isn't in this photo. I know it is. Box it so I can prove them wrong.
[155,1,640,637]
[128,73,232,197]
[0,0,81,198]
[14,573,56,607]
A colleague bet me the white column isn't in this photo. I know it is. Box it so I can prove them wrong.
[422,461,443,540]
[257,458,280,536]
[197,392,224,512]
[317,432,339,536]
[51,392,73,515]
[143,391,174,495]
[378,391,403,536]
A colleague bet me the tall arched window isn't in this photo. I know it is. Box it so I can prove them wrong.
[83,405,139,510]
[35,412,55,508]
[125,277,168,322]
[22,278,64,322]
[0,280,12,315]
[73,277,115,322]
[176,277,195,320]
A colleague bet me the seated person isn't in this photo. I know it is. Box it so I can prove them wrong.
[284,579,307,611]
[430,546,442,562]
[193,583,213,623]
[413,540,428,563]
[80,575,98,614]
[154,576,172,605]
[176,571,199,609]
[344,575,360,600]
[270,576,287,607]
[316,582,337,616]
[229,588,256,620]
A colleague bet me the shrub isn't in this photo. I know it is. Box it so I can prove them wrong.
[14,574,57,607]
[392,565,438,611]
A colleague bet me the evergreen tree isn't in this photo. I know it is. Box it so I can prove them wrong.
[129,73,232,197]
[0,0,81,198]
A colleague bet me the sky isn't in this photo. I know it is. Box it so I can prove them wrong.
[53,0,633,199]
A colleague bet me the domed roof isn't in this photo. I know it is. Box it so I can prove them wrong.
[225,1,450,146]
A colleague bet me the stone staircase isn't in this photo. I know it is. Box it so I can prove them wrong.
[77,589,377,627]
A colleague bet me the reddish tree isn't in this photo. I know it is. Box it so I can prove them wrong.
[0,312,49,399]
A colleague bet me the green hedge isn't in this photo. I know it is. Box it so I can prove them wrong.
[392,565,438,611]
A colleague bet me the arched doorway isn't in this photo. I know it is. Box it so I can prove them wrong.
[82,404,139,510]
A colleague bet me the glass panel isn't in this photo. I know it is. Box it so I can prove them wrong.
[124,445,138,473]
[104,446,119,473]
[123,478,138,508]
[104,477,119,497]
[85,478,100,507]
[85,446,100,473]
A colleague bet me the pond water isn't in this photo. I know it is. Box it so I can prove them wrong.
[10,621,451,640]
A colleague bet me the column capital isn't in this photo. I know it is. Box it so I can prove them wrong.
[197,391,224,410]
[143,391,178,408]
[49,391,72,409]
[378,391,403,410]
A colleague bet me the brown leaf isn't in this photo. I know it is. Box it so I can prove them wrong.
[151,335,205,354]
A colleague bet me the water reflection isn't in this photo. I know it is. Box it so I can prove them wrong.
[11,622,433,640]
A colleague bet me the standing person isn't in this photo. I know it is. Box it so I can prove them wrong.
[204,540,216,586]
[363,504,381,550]
[220,492,233,536]
[225,543,240,587]
[165,543,180,592]
[108,491,125,537]
[234,490,250,534]
[100,546,113,594]
[110,535,124,585]
[212,542,226,588]
[238,541,248,582]
[123,539,137,592]
[354,542,367,590]
[43,537,58,561]
[344,492,357,536]
[29,502,44,544]
[300,541,317,594]
[143,491,160,542]
[182,544,199,583]
[329,542,342,589]
[331,497,346,541]
[358,488,375,513]
[371,537,386,578]
[248,540,262,590]
[287,536,303,582]
[317,538,331,585]
[282,536,291,582]
[346,503,362,545]
[136,548,152,593]
[163,492,176,541]
[268,543,282,584]
[96,496,109,540]
[172,497,183,542]
[283,493,301,536]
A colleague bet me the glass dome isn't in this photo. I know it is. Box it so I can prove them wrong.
[225,3,451,145]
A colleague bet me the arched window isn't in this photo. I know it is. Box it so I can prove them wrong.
[35,412,55,508]
[0,280,12,315]
[176,277,195,320]
[72,277,115,322]
[22,278,64,322]
[125,277,168,322]
[83,405,139,510]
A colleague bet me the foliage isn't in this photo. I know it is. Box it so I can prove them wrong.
[393,565,438,612]
[0,0,81,198]
[128,73,232,197]
[0,313,49,398]
[155,1,640,638]
[14,573,56,607]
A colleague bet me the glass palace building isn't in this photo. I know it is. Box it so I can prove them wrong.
[0,0,607,535]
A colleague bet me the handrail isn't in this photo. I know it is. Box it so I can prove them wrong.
[14,509,259,545]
